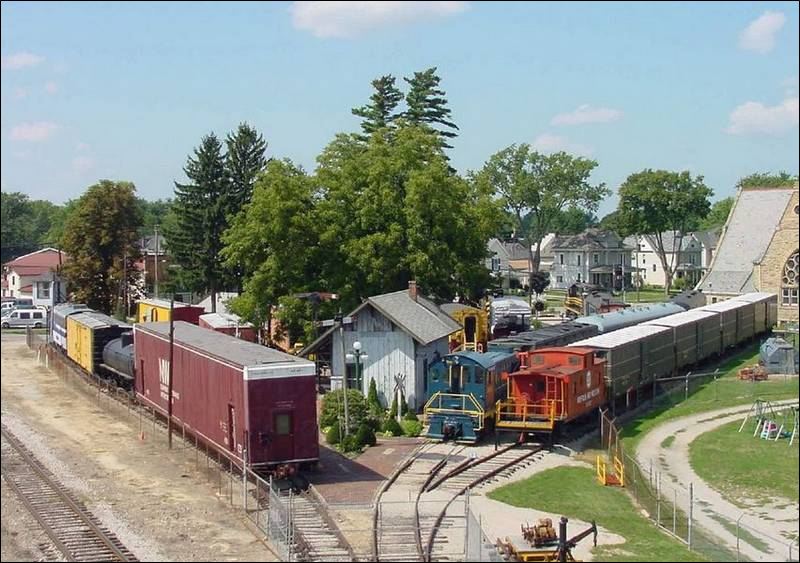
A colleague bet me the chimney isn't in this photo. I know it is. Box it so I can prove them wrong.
[408,280,418,301]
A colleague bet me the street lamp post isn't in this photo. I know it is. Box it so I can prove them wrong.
[345,341,368,395]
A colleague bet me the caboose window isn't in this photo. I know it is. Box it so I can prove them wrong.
[536,381,545,393]
[568,356,581,366]
[532,355,544,365]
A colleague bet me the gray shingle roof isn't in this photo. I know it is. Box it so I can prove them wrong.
[367,290,461,345]
[552,228,630,251]
[697,188,795,294]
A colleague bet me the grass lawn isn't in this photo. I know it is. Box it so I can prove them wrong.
[690,418,800,506]
[488,466,708,562]
[626,288,675,303]
[622,343,800,452]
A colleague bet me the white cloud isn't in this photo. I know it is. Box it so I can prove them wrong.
[551,104,623,126]
[532,133,593,156]
[13,87,28,100]
[725,97,799,135]
[290,1,468,38]
[739,11,785,54]
[76,142,90,151]
[72,156,95,173]
[1,52,45,70]
[10,121,59,142]
[44,81,58,94]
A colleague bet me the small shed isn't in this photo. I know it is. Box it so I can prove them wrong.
[760,337,799,374]
[198,312,257,342]
[300,282,461,410]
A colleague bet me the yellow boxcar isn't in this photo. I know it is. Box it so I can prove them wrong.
[66,312,131,375]
[137,298,203,324]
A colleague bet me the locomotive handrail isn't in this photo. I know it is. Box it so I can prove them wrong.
[423,392,485,430]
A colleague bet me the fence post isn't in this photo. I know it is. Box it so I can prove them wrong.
[656,472,661,527]
[688,483,693,549]
[673,488,677,535]
[684,371,691,401]
[242,449,248,512]
[464,488,470,561]
[633,463,638,502]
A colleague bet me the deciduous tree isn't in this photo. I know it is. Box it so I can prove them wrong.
[616,169,712,295]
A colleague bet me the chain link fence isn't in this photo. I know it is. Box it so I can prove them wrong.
[601,407,799,562]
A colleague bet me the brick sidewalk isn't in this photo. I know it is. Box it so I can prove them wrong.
[308,436,422,505]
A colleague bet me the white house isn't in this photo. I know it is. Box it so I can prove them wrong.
[299,281,461,410]
[549,229,634,290]
[2,248,68,308]
[625,230,718,288]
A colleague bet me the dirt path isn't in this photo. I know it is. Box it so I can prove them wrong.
[1,333,276,562]
[635,401,799,562]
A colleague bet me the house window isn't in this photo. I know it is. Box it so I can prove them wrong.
[577,273,582,282]
[556,275,563,283]
[577,255,581,266]
[36,281,51,299]
[559,254,564,265]
[491,257,501,272]
[652,264,657,272]
[11,275,15,285]
[593,253,599,265]
[782,250,799,306]
[642,256,646,264]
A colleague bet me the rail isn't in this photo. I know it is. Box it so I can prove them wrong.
[423,392,485,431]
[495,399,558,431]
[1,424,138,562]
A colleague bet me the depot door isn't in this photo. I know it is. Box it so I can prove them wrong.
[271,411,294,461]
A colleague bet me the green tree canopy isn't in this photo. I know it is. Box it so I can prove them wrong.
[222,158,318,340]
[737,171,798,189]
[352,75,404,139]
[225,122,268,214]
[698,197,733,230]
[61,180,142,313]
[616,169,712,294]
[475,144,608,296]
[1,191,65,262]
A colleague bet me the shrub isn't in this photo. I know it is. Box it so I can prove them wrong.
[367,378,382,412]
[320,389,368,428]
[326,423,341,445]
[389,393,409,418]
[341,434,361,453]
[403,411,419,422]
[382,417,404,436]
[400,420,423,437]
[364,414,383,432]
[355,423,377,447]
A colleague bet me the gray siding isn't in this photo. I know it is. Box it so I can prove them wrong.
[415,338,451,410]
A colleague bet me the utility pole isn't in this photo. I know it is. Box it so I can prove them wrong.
[335,310,350,437]
[168,297,175,449]
[154,224,160,299]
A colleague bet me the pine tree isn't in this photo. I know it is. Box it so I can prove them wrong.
[167,133,230,311]
[403,67,459,148]
[352,75,404,139]
[225,122,268,215]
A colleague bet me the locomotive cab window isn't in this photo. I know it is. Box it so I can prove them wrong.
[474,369,484,385]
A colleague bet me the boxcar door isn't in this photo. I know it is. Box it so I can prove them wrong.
[271,411,294,461]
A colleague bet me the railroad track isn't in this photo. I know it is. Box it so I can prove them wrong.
[423,442,547,562]
[373,443,465,562]
[1,424,138,562]
[286,487,358,562]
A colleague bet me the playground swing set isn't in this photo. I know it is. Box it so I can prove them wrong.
[738,399,799,446]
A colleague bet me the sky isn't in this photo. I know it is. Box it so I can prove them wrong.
[1,1,798,217]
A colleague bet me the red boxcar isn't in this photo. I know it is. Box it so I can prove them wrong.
[496,347,606,433]
[134,321,318,470]
[198,312,258,343]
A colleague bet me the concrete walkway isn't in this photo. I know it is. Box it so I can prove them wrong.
[635,400,799,562]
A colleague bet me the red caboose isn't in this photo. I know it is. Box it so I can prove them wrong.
[496,347,606,434]
[134,321,319,473]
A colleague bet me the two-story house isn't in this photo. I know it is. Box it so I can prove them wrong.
[625,230,719,288]
[2,248,68,308]
[549,229,634,291]
[486,234,556,290]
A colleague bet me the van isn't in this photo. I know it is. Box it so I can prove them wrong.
[1,297,34,315]
[1,308,48,329]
